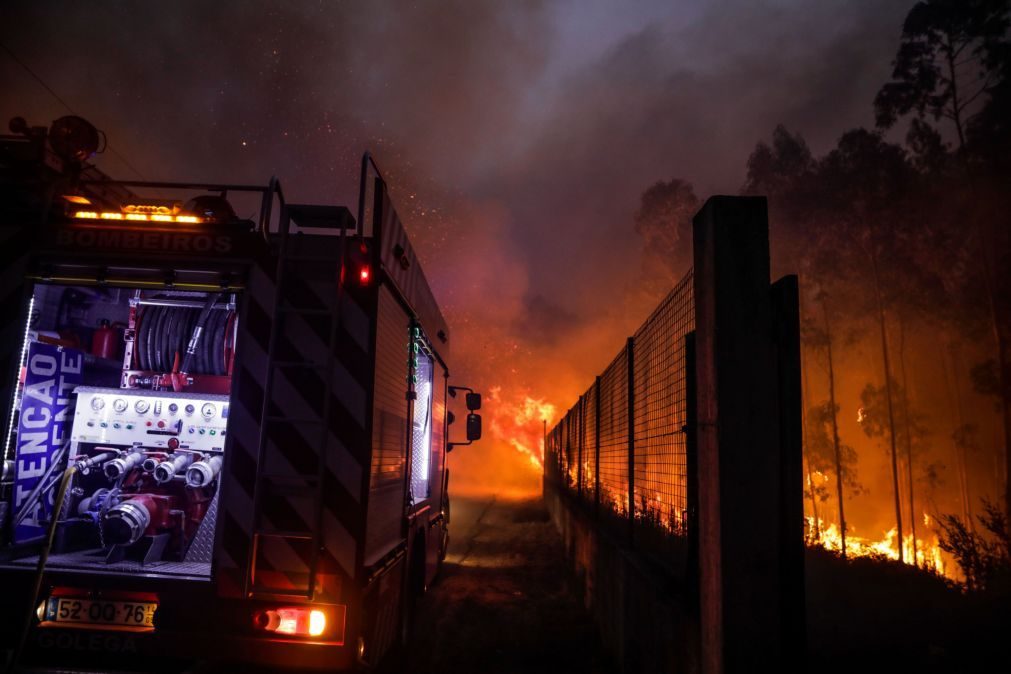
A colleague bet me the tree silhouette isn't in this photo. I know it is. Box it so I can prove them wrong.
[875,0,1010,148]
[633,179,698,289]
[877,0,1011,548]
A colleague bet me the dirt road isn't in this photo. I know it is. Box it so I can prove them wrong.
[393,495,614,674]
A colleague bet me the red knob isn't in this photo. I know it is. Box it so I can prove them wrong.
[157,420,166,428]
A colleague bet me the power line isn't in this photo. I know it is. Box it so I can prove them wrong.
[0,40,147,180]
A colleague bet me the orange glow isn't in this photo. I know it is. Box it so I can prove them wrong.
[73,210,206,224]
[308,609,326,636]
[123,203,178,215]
[488,387,556,471]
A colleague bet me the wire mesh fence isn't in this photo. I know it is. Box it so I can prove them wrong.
[544,269,695,570]
[580,387,596,505]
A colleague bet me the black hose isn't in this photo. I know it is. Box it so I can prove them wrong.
[148,306,162,372]
[159,306,173,371]
[143,306,157,372]
[220,311,232,374]
[184,308,199,372]
[171,308,187,371]
[148,306,159,372]
[210,310,227,375]
[164,306,181,371]
[135,307,148,371]
[195,312,208,375]
[221,310,234,374]
[156,305,170,372]
[181,293,222,374]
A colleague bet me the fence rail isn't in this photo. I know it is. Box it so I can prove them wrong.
[545,269,695,571]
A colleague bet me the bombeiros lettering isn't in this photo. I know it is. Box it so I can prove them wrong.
[53,229,233,253]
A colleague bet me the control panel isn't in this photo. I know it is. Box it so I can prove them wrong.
[71,387,230,454]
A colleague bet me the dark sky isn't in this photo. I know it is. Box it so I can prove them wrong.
[0,1,913,490]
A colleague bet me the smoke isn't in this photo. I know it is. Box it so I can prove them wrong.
[1,0,918,495]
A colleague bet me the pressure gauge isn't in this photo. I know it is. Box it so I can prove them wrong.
[134,400,150,414]
[112,399,128,413]
[90,397,106,411]
[168,403,178,414]
[201,403,216,419]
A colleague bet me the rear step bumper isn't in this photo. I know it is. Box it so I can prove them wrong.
[0,570,355,672]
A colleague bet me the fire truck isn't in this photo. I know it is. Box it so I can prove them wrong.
[0,116,481,672]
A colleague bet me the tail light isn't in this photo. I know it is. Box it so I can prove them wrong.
[358,265,371,285]
[254,606,341,640]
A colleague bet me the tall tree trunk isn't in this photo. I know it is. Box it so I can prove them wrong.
[950,345,974,531]
[898,316,918,566]
[943,38,968,151]
[821,299,847,558]
[941,341,972,528]
[800,343,821,542]
[870,253,904,562]
[945,34,1011,555]
[804,457,820,542]
[990,307,1011,556]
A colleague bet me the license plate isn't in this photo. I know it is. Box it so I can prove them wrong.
[43,597,157,630]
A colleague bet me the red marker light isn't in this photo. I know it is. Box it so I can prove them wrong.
[254,607,329,638]
[359,266,371,285]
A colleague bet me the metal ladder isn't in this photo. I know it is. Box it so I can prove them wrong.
[247,205,350,599]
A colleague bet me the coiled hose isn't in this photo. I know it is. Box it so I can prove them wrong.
[181,292,222,375]
[134,294,229,376]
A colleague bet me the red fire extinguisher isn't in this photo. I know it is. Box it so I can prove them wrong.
[92,319,119,360]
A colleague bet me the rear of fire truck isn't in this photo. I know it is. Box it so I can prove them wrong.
[0,117,477,672]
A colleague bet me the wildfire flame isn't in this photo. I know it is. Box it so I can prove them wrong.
[487,386,556,470]
[806,515,950,578]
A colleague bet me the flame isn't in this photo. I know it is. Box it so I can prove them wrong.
[488,386,556,471]
[806,514,951,578]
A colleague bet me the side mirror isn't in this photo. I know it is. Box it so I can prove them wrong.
[466,413,482,442]
[448,386,482,449]
[466,393,481,411]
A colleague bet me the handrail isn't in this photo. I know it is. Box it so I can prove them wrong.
[79,179,274,193]
[75,177,286,241]
[357,151,387,238]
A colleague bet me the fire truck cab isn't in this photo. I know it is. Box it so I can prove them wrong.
[0,116,479,671]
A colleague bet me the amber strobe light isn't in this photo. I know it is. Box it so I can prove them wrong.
[73,210,205,224]
[254,607,328,638]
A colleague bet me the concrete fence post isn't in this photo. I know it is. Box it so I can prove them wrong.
[693,196,794,673]
[771,275,806,669]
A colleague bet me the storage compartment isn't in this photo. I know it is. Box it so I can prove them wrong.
[0,284,238,579]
